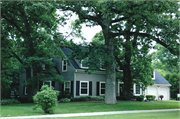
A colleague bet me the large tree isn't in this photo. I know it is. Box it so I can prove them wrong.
[57,1,179,104]
[1,1,65,101]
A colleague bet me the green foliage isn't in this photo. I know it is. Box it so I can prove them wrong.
[136,95,144,101]
[146,95,156,101]
[1,99,20,105]
[59,98,71,103]
[58,90,71,100]
[33,85,59,113]
[71,96,104,102]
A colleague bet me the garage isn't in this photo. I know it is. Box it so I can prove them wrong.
[159,87,169,100]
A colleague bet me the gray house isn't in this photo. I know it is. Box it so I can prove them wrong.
[19,47,171,100]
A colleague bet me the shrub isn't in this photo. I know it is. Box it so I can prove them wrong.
[33,85,59,113]
[58,91,71,100]
[146,95,156,101]
[60,98,71,103]
[1,98,20,105]
[136,95,144,101]
[116,96,128,100]
[91,96,104,101]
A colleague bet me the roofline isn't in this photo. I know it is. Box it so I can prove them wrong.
[75,69,106,74]
[154,84,171,86]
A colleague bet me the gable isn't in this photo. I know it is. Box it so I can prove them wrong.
[153,69,171,86]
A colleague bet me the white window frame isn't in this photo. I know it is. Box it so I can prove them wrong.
[80,81,89,96]
[64,81,71,93]
[134,84,142,96]
[152,71,155,80]
[24,87,27,95]
[43,81,52,87]
[62,60,67,72]
[42,64,45,70]
[100,82,105,95]
[81,58,89,69]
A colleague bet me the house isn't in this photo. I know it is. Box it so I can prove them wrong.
[19,47,171,100]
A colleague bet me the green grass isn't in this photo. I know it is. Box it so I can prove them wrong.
[1,101,180,117]
[45,111,180,119]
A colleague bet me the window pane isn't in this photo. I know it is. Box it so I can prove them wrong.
[81,83,87,88]
[101,89,105,94]
[101,83,105,88]
[136,85,140,94]
[64,60,67,65]
[44,82,50,87]
[65,88,70,92]
[65,82,70,88]
[81,89,87,94]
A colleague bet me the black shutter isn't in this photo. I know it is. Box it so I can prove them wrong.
[97,82,100,96]
[76,81,80,96]
[89,81,92,96]
[71,81,74,96]
[39,81,43,91]
[52,81,55,88]
[61,83,64,92]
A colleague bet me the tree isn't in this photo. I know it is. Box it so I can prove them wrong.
[1,1,65,101]
[152,44,179,73]
[57,1,179,104]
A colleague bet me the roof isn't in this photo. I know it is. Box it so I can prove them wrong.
[153,69,171,86]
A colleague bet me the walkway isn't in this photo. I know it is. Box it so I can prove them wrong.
[0,109,180,119]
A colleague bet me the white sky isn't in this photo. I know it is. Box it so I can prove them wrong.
[57,11,156,54]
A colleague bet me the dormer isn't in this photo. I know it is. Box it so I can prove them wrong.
[80,58,89,69]
[152,70,155,80]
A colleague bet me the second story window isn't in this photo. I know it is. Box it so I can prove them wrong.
[81,58,89,69]
[62,60,67,72]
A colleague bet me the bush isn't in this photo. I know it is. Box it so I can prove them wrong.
[58,91,71,100]
[116,96,128,100]
[60,98,71,103]
[91,96,104,101]
[146,95,156,101]
[71,96,104,102]
[33,85,59,113]
[136,95,144,101]
[1,98,20,105]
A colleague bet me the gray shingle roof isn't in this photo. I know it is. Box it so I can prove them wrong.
[153,69,171,86]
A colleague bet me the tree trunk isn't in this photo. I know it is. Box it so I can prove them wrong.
[104,36,117,104]
[122,67,133,100]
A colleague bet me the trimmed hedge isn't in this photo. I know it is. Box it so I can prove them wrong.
[146,95,156,101]
[60,98,71,103]
[116,96,128,100]
[1,98,20,105]
[136,95,144,101]
[71,96,104,102]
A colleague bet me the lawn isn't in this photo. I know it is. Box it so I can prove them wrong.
[1,101,180,117]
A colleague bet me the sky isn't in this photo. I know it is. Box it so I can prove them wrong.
[57,11,156,54]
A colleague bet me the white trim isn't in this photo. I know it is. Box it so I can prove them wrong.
[100,82,105,96]
[81,60,89,69]
[134,84,142,96]
[62,60,67,72]
[80,81,89,96]
[152,71,155,80]
[43,81,52,87]
[24,87,27,95]
[64,81,71,93]
[75,69,106,74]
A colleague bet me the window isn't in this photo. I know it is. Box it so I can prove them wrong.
[81,58,88,68]
[23,81,27,95]
[42,64,45,70]
[100,82,105,95]
[152,71,155,80]
[80,81,89,95]
[62,60,67,72]
[100,62,106,70]
[43,81,52,87]
[64,82,71,92]
[135,84,140,94]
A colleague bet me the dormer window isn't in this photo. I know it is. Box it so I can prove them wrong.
[81,58,89,69]
[152,71,155,80]
[42,64,45,70]
[62,60,67,72]
[100,59,106,70]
